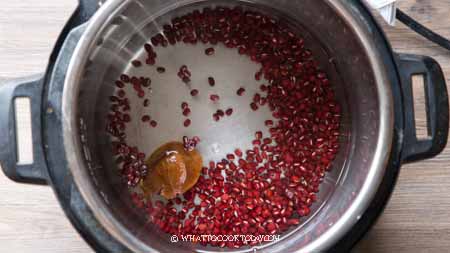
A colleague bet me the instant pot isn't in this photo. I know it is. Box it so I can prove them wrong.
[0,0,448,252]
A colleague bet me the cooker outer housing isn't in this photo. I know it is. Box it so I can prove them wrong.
[0,1,448,252]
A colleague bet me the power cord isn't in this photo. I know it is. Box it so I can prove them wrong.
[396,9,450,51]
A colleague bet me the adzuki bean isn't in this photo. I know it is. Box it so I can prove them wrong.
[208,77,215,87]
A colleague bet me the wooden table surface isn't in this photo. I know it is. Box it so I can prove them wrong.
[1,0,450,252]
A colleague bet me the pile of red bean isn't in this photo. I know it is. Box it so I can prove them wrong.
[108,6,341,249]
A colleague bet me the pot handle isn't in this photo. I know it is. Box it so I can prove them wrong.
[396,53,449,163]
[0,74,48,184]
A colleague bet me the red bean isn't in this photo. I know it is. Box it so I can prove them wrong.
[253,93,261,103]
[226,154,235,160]
[144,43,153,52]
[182,76,191,83]
[190,89,199,97]
[205,47,215,55]
[255,70,262,81]
[183,108,191,116]
[141,77,151,87]
[208,77,215,86]
[178,65,192,83]
[210,94,220,102]
[122,114,131,122]
[265,120,274,126]
[156,67,166,73]
[237,87,246,96]
[146,58,155,65]
[117,89,126,98]
[115,80,125,88]
[120,74,130,82]
[132,60,142,67]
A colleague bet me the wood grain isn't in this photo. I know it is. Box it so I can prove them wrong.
[0,1,93,253]
[0,0,449,252]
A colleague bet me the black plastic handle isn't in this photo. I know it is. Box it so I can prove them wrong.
[0,75,48,184]
[396,53,449,163]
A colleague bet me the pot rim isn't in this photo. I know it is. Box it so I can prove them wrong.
[62,0,394,252]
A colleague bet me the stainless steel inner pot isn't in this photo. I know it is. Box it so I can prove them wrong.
[62,0,393,252]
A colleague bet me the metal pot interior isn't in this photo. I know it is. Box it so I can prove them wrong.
[68,0,391,252]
